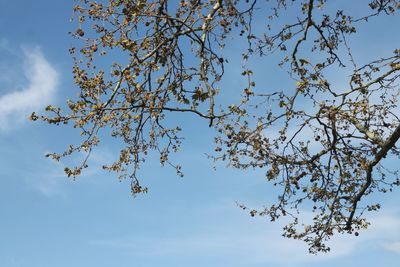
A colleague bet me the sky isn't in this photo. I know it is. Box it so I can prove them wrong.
[0,0,399,266]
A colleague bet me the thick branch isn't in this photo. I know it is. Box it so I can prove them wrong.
[346,123,400,229]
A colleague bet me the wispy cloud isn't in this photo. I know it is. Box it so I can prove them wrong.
[383,242,400,254]
[25,147,115,198]
[0,46,58,131]
[89,200,400,266]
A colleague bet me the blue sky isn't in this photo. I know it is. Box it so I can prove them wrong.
[0,0,399,266]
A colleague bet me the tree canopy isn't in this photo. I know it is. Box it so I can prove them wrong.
[31,0,400,253]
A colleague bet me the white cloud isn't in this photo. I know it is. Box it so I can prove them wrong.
[25,147,115,198]
[89,200,400,266]
[0,46,58,131]
[36,172,67,198]
[384,242,400,254]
